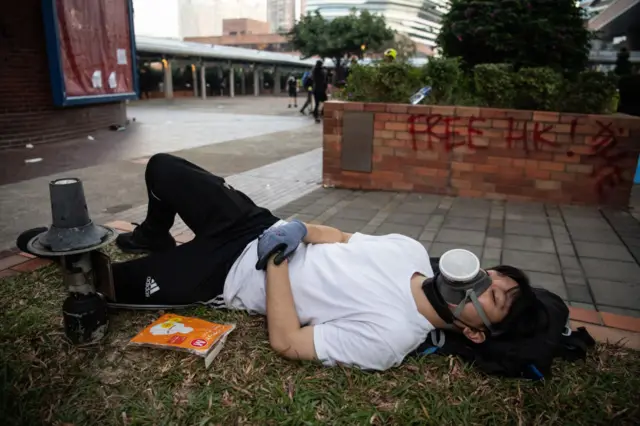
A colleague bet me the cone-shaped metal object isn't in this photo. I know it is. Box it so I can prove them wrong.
[27,178,116,255]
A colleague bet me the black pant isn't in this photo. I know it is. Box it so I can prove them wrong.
[111,154,279,306]
[300,91,313,112]
[313,90,326,119]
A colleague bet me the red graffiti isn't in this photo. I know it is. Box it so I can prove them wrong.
[467,116,485,149]
[533,122,558,150]
[506,118,528,151]
[409,114,486,152]
[588,120,629,197]
[405,114,630,197]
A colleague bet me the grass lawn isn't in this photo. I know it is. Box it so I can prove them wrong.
[1,245,639,425]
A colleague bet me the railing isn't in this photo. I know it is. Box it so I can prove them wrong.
[589,49,640,63]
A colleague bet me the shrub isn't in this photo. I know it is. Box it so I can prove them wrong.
[344,61,424,103]
[512,67,563,111]
[422,57,464,104]
[558,71,619,114]
[473,64,515,108]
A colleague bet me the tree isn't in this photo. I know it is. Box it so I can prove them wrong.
[615,47,633,76]
[286,9,394,78]
[436,0,592,73]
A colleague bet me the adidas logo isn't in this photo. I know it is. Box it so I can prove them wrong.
[145,277,160,298]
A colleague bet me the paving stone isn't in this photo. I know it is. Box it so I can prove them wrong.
[442,216,487,231]
[447,208,491,218]
[349,197,391,209]
[564,272,587,285]
[581,258,640,282]
[290,213,317,223]
[556,243,576,256]
[574,241,635,262]
[505,213,548,223]
[488,219,504,229]
[373,223,423,239]
[385,212,430,227]
[485,237,503,248]
[419,241,431,252]
[435,229,486,246]
[300,203,334,216]
[504,221,552,237]
[568,228,622,244]
[504,235,556,253]
[502,250,561,274]
[490,213,504,221]
[566,284,594,304]
[597,305,640,319]
[425,215,445,230]
[589,279,640,310]
[486,227,504,238]
[483,247,501,259]
[570,302,596,311]
[453,197,493,208]
[564,217,611,229]
[322,218,369,233]
[525,271,567,299]
[429,243,483,259]
[559,255,581,270]
[419,230,437,242]
[561,206,602,218]
[404,193,442,203]
[334,207,380,222]
[394,201,439,215]
[0,255,28,271]
[12,258,52,272]
[552,233,572,245]
[481,256,502,269]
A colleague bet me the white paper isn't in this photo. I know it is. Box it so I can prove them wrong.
[117,48,127,65]
[108,72,117,89]
[91,70,102,88]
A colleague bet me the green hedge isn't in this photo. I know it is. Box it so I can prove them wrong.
[336,58,619,114]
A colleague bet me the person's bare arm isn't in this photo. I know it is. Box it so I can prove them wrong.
[265,255,317,360]
[302,223,352,244]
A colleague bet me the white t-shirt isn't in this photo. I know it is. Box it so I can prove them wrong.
[223,222,435,371]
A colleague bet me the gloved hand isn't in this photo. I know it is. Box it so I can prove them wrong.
[255,220,307,270]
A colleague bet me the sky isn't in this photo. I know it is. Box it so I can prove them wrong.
[133,0,270,39]
[133,0,181,38]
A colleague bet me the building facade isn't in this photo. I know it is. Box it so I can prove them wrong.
[304,0,448,48]
[186,19,296,53]
[268,0,306,32]
[175,0,268,37]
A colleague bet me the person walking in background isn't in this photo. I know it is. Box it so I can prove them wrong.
[312,61,328,123]
[299,71,314,115]
[287,75,298,109]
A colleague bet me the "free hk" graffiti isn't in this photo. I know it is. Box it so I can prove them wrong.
[406,114,631,196]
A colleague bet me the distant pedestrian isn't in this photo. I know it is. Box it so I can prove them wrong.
[312,61,328,123]
[287,75,298,108]
[299,71,314,115]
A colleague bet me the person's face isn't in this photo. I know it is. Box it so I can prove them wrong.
[451,269,520,343]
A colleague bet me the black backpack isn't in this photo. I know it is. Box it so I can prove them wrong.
[413,260,595,380]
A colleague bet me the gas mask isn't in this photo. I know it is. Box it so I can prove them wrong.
[422,249,496,335]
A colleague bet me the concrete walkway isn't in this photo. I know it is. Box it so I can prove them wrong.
[0,98,321,252]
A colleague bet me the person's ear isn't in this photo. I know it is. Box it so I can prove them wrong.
[462,326,486,344]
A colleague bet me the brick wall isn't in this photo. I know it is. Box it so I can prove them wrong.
[323,101,640,207]
[0,0,127,150]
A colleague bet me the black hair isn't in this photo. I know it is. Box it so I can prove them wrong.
[485,265,541,340]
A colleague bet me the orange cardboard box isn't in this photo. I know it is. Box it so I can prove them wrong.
[130,314,236,368]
